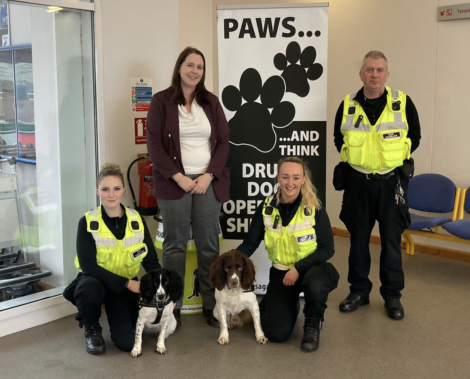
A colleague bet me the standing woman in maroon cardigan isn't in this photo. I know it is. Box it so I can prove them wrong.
[146,47,230,329]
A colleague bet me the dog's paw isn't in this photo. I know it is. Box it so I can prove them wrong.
[155,344,166,355]
[130,347,142,358]
[217,335,230,345]
[228,316,239,330]
[256,334,268,345]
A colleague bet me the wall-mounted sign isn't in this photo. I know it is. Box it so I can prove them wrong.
[437,3,470,21]
[131,78,152,112]
[134,117,146,144]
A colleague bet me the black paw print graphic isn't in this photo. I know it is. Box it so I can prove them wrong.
[222,68,295,153]
[274,41,323,98]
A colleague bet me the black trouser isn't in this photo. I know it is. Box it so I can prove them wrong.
[259,263,339,343]
[63,274,139,352]
[340,169,411,300]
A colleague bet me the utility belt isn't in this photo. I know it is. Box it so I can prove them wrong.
[349,167,407,205]
[350,169,395,180]
[334,159,414,191]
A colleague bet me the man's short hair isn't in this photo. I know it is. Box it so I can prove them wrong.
[361,51,389,72]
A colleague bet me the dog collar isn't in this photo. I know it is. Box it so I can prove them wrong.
[243,284,255,293]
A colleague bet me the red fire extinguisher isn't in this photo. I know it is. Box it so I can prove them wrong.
[127,155,159,216]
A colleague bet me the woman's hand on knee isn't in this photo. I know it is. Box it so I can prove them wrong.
[283,268,299,286]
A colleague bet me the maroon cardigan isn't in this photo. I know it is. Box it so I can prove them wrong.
[146,87,230,202]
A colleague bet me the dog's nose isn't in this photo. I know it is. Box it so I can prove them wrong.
[157,294,165,301]
[230,279,239,287]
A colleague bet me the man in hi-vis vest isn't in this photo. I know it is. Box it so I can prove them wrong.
[334,51,421,320]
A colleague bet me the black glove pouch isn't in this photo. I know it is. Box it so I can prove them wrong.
[333,162,349,191]
[399,158,415,179]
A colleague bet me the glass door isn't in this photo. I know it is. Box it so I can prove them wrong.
[0,0,97,311]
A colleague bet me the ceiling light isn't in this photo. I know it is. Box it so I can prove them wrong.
[46,6,63,13]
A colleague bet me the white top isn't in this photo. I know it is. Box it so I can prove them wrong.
[178,101,211,175]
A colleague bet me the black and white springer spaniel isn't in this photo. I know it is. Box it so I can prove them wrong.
[209,250,267,345]
[130,268,183,357]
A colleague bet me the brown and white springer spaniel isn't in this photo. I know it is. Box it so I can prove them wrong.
[209,250,267,345]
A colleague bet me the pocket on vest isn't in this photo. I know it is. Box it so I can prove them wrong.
[292,232,316,260]
[380,133,409,168]
[125,243,148,277]
[264,234,278,262]
[345,133,367,166]
[96,250,112,265]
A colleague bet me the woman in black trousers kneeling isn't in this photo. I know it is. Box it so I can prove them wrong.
[63,163,161,355]
[237,157,339,352]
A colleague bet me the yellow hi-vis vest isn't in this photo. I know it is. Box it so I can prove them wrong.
[340,86,411,174]
[74,206,148,279]
[262,196,317,269]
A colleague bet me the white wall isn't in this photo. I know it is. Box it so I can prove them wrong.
[99,0,179,211]
[429,0,470,252]
[177,0,470,252]
[179,0,213,91]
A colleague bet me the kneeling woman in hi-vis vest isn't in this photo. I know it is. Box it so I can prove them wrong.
[63,163,161,355]
[237,157,340,352]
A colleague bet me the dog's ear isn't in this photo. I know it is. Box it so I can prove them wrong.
[209,254,226,291]
[240,252,256,290]
[140,271,156,302]
[168,270,183,303]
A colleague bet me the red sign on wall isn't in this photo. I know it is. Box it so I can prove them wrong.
[135,117,147,144]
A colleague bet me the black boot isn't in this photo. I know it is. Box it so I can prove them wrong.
[84,323,106,355]
[203,308,220,328]
[301,317,321,352]
[339,293,370,313]
[384,298,405,320]
[173,309,182,331]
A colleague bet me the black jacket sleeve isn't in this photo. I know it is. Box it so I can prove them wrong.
[334,101,345,153]
[76,216,129,293]
[294,208,335,275]
[405,95,421,154]
[141,217,161,272]
[236,201,266,257]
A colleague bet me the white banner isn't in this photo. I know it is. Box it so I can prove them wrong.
[218,5,328,293]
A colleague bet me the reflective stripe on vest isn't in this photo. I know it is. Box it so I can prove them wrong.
[262,196,317,269]
[74,206,148,279]
[340,86,411,174]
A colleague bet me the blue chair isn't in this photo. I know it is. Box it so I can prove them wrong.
[441,188,470,243]
[402,174,460,255]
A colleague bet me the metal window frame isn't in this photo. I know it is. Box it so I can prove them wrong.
[9,0,94,11]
